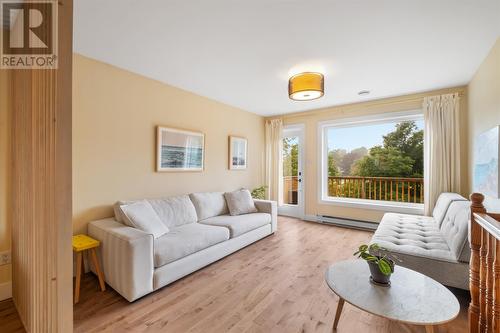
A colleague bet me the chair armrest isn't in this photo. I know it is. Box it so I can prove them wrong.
[88,218,154,302]
[254,199,278,232]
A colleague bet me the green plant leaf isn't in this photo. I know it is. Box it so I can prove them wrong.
[361,253,377,262]
[378,260,392,276]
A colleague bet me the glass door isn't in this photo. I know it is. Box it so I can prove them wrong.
[279,125,304,218]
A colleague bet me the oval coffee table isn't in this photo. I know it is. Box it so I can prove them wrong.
[325,260,460,333]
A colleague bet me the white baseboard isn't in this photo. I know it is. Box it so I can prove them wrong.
[303,214,318,222]
[0,281,12,301]
[316,215,378,231]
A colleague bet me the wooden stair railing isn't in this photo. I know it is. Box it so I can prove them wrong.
[469,193,500,333]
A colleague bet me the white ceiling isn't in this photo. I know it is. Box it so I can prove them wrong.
[74,0,500,116]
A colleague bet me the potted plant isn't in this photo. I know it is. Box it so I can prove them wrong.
[353,243,398,286]
[251,186,267,200]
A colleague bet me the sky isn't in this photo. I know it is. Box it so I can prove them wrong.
[327,119,424,152]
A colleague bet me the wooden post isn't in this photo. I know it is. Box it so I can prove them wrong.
[486,234,495,330]
[407,181,410,202]
[379,180,382,200]
[390,180,393,201]
[385,181,388,201]
[480,228,488,332]
[470,193,487,333]
[494,239,500,332]
[11,1,73,330]
[361,178,366,199]
[402,182,405,202]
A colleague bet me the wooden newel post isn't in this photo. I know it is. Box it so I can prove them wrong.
[470,193,486,333]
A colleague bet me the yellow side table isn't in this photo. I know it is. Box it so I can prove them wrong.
[72,234,106,304]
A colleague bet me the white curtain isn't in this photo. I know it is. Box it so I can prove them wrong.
[265,118,283,203]
[423,93,461,215]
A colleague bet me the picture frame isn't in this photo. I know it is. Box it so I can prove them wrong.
[228,136,248,170]
[473,125,500,198]
[156,126,205,172]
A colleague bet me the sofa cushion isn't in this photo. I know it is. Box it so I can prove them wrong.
[113,200,138,222]
[147,195,198,228]
[120,200,169,238]
[153,223,230,267]
[440,200,471,262]
[189,192,229,220]
[372,213,455,261]
[224,189,258,216]
[432,192,467,226]
[199,213,271,238]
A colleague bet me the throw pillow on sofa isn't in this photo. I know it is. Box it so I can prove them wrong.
[113,200,136,222]
[189,192,229,220]
[120,200,169,238]
[224,189,258,216]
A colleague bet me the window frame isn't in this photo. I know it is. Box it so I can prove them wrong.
[317,110,425,215]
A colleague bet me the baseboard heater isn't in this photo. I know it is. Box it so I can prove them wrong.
[315,215,378,231]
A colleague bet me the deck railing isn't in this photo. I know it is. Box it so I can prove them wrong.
[283,175,424,204]
[283,176,299,205]
[328,176,424,203]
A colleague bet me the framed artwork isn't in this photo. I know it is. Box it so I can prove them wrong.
[229,136,248,170]
[156,126,205,172]
[473,125,500,198]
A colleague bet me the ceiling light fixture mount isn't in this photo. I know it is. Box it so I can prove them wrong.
[289,72,324,101]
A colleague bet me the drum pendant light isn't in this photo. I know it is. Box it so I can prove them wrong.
[288,72,324,101]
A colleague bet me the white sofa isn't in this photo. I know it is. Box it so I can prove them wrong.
[88,192,277,302]
[371,193,470,289]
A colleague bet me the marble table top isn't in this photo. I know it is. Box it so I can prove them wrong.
[325,260,460,325]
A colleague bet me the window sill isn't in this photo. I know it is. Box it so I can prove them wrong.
[320,197,424,215]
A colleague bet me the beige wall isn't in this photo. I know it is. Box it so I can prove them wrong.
[73,54,266,234]
[0,58,11,286]
[273,87,468,222]
[467,38,500,212]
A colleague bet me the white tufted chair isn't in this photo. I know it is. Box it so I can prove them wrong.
[371,193,470,289]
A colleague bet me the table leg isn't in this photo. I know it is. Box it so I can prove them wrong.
[90,248,106,291]
[74,252,83,304]
[425,325,435,333]
[333,297,345,331]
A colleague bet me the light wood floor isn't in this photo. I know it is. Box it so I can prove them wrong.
[1,217,469,332]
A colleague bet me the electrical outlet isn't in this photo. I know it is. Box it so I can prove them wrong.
[0,251,11,266]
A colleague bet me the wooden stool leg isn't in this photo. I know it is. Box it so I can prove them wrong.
[333,298,345,331]
[90,248,106,291]
[425,325,436,333]
[74,252,83,304]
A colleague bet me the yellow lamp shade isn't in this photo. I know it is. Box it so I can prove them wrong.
[288,72,324,101]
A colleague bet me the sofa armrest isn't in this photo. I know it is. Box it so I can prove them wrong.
[88,218,154,302]
[254,199,278,232]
